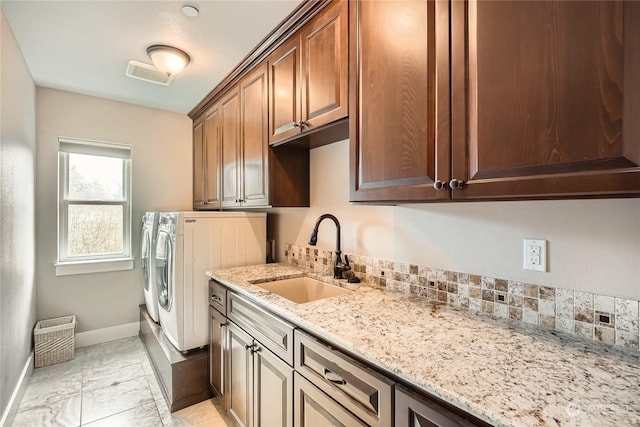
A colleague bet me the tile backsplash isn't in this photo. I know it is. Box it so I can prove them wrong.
[285,244,640,351]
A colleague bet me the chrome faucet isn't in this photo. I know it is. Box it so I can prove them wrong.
[308,214,351,279]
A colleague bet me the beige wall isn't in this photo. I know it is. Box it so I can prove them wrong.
[1,8,37,422]
[36,87,192,332]
[271,140,640,300]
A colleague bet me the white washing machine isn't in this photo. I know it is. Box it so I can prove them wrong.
[141,212,160,322]
[155,211,266,352]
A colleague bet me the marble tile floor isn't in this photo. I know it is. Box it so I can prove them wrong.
[12,336,233,427]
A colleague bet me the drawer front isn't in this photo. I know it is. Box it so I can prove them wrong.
[294,330,394,427]
[209,280,227,314]
[228,292,295,365]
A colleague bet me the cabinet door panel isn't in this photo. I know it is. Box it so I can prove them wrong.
[451,0,640,199]
[269,37,302,144]
[204,107,222,207]
[193,118,205,209]
[228,322,253,427]
[254,346,293,427]
[209,307,226,399]
[294,373,365,427]
[221,89,241,207]
[302,0,348,130]
[241,62,269,207]
[349,0,450,202]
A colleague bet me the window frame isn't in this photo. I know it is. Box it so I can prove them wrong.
[56,137,133,276]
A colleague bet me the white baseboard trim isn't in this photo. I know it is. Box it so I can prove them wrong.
[75,321,140,348]
[0,352,34,427]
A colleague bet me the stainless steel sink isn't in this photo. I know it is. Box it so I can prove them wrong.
[256,276,352,304]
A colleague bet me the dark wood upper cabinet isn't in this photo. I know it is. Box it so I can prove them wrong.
[451,0,640,200]
[269,0,348,146]
[350,0,450,202]
[220,88,242,208]
[193,117,205,208]
[351,0,640,203]
[268,36,302,144]
[240,62,269,207]
[193,105,222,210]
[301,0,348,131]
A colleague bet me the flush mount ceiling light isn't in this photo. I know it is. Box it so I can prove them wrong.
[146,45,191,76]
[181,5,199,17]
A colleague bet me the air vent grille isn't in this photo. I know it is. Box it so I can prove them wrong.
[125,60,175,85]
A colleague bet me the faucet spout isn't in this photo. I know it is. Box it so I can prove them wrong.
[308,214,350,279]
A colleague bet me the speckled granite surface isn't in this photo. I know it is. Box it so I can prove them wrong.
[208,263,640,427]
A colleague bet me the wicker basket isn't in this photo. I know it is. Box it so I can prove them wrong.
[34,315,76,368]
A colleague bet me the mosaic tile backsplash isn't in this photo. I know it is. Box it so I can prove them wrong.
[284,244,640,351]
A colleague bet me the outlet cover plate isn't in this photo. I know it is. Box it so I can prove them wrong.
[523,238,547,272]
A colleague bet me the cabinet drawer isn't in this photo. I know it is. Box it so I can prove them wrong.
[209,280,227,315]
[294,330,393,427]
[228,292,295,365]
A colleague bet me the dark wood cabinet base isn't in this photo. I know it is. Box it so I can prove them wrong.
[139,305,211,412]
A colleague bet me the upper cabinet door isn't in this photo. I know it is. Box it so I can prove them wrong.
[204,106,222,208]
[240,61,269,207]
[269,36,302,145]
[301,0,348,131]
[193,117,205,209]
[451,0,640,200]
[221,88,242,208]
[349,0,451,202]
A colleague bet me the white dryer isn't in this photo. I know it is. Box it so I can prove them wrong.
[141,212,160,322]
[155,211,266,352]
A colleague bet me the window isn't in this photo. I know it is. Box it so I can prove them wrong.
[56,137,133,276]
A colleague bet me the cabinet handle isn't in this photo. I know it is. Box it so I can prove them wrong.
[322,368,347,386]
[433,180,446,191]
[449,179,464,190]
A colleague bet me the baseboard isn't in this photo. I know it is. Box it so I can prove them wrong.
[0,352,34,427]
[75,321,140,348]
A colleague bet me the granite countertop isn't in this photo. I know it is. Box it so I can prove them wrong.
[207,263,640,427]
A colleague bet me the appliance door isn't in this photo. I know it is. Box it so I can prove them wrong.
[141,226,151,292]
[155,230,173,312]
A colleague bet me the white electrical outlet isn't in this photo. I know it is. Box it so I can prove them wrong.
[523,239,547,272]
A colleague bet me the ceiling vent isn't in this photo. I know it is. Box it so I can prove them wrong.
[125,60,175,85]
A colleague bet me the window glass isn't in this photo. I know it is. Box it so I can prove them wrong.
[67,205,124,256]
[68,153,123,200]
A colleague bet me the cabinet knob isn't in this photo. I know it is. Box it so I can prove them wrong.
[433,180,446,191]
[298,120,306,127]
[218,322,226,329]
[245,343,255,350]
[292,121,300,128]
[449,179,464,190]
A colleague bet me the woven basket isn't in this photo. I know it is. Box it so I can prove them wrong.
[34,315,76,368]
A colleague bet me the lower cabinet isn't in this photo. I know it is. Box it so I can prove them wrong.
[225,298,294,427]
[209,306,227,399]
[293,372,365,427]
[395,385,489,427]
[211,282,489,427]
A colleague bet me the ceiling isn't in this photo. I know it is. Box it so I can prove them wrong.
[1,0,300,114]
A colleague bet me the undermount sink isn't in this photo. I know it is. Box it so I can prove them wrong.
[256,276,352,304]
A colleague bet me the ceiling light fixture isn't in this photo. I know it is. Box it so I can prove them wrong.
[146,45,191,76]
[181,5,199,17]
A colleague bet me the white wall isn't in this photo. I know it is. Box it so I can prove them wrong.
[271,140,640,300]
[36,87,192,332]
[0,7,37,423]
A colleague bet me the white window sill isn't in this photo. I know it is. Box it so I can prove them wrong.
[55,258,134,276]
